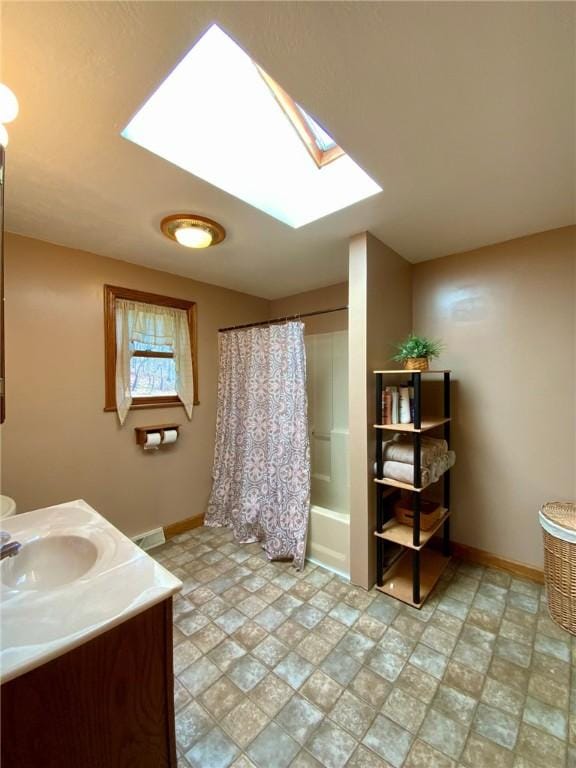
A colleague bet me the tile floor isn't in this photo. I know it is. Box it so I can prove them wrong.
[152,526,576,768]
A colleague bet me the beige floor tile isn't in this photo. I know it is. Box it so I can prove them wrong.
[301,669,344,712]
[199,676,245,719]
[290,750,324,767]
[221,698,269,748]
[420,624,458,656]
[248,672,294,716]
[350,667,392,708]
[232,621,268,650]
[404,739,456,768]
[381,687,427,733]
[527,671,570,709]
[154,528,572,768]
[330,690,377,739]
[515,723,567,768]
[297,632,333,664]
[353,615,387,644]
[396,662,439,704]
[480,676,526,717]
[461,733,514,768]
[433,684,477,726]
[347,745,393,767]
[487,657,529,693]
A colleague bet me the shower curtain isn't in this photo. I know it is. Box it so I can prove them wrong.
[205,321,311,569]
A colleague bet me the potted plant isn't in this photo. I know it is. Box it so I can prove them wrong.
[393,333,443,371]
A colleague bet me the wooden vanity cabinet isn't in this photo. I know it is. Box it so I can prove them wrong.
[1,597,177,768]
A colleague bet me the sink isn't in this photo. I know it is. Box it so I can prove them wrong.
[1,499,182,684]
[2,535,98,590]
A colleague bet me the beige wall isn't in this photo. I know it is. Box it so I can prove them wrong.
[349,233,413,588]
[1,234,269,536]
[413,226,576,568]
[269,282,348,335]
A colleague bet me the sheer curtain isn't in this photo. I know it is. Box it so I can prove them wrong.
[206,321,311,569]
[115,299,194,425]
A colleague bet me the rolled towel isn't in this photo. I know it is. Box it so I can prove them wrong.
[438,450,456,476]
[394,434,448,456]
[379,450,456,488]
[383,435,447,467]
[382,460,433,488]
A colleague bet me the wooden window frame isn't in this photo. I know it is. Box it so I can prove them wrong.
[257,67,344,169]
[104,285,199,412]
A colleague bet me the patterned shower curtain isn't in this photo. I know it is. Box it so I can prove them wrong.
[205,322,311,569]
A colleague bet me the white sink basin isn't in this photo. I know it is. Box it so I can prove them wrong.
[2,535,98,590]
[1,499,182,684]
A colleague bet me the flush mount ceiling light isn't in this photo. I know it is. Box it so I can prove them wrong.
[160,214,226,249]
[122,24,381,228]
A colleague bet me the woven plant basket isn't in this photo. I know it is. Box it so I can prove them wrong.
[540,501,576,635]
[403,357,429,371]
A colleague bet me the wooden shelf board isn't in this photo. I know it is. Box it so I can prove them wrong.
[374,418,450,433]
[373,369,451,375]
[375,477,424,493]
[376,548,451,608]
[374,508,450,550]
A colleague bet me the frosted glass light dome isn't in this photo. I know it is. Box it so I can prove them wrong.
[0,84,19,124]
[174,225,213,248]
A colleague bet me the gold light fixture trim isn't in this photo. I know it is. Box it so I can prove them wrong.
[160,214,226,248]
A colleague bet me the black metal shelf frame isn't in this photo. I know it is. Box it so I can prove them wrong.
[375,371,452,605]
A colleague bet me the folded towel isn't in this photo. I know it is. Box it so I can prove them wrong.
[382,460,433,487]
[383,435,448,467]
[380,450,456,488]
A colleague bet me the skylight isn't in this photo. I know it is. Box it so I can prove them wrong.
[122,24,382,228]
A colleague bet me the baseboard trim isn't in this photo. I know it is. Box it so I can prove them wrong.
[164,514,204,539]
[451,541,544,584]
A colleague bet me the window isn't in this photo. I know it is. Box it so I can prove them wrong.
[256,67,344,169]
[121,24,381,228]
[104,285,198,423]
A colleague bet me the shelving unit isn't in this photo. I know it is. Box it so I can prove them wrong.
[374,369,452,608]
[373,417,450,433]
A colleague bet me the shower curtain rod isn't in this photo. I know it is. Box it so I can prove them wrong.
[218,305,348,333]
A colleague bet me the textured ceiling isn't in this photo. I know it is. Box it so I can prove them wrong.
[2,1,574,299]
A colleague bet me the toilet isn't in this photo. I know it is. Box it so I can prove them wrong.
[0,495,17,520]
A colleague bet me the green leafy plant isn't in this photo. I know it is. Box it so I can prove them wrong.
[392,333,444,363]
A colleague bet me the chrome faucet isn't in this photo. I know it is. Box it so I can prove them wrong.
[0,531,21,560]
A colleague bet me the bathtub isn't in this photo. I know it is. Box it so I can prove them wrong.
[307,504,350,579]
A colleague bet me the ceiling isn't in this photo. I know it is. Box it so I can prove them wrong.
[2,1,574,299]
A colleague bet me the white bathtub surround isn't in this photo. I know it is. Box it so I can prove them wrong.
[0,499,181,683]
[307,505,350,578]
[305,331,350,576]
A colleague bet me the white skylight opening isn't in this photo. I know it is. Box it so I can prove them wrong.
[122,24,382,228]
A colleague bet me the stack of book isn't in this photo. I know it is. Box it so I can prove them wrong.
[382,384,414,425]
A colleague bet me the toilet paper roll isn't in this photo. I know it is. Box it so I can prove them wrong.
[144,432,162,450]
[162,429,178,445]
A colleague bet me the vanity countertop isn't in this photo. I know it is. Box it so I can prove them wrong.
[0,499,181,683]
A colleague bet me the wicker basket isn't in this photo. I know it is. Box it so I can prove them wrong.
[403,357,429,371]
[540,501,576,635]
[395,499,443,530]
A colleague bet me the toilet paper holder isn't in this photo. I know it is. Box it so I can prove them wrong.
[134,423,180,450]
